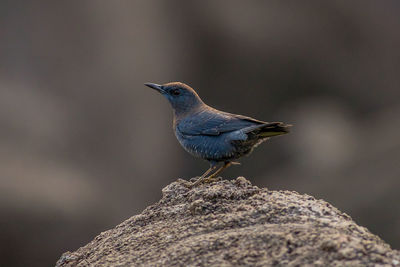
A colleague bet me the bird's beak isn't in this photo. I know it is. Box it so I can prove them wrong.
[144,83,165,94]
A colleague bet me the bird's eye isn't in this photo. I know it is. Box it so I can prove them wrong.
[171,89,181,96]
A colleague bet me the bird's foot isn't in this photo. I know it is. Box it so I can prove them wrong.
[189,176,220,188]
[188,176,206,188]
[231,161,241,165]
[202,176,220,184]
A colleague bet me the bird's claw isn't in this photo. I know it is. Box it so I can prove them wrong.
[189,176,219,188]
[202,176,219,184]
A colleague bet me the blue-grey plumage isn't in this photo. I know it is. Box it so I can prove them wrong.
[145,82,291,185]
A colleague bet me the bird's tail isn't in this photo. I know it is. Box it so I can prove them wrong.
[257,122,291,138]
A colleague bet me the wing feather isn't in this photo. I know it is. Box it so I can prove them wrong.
[177,109,264,136]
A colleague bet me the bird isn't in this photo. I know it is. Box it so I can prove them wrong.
[145,82,291,186]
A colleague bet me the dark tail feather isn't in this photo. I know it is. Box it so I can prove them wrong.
[258,122,291,138]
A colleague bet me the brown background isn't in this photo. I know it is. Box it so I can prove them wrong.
[1,1,399,266]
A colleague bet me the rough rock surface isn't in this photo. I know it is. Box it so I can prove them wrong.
[56,177,400,267]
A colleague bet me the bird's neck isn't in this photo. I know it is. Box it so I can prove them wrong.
[173,102,206,121]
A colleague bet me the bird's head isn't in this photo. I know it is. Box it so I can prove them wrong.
[145,82,204,115]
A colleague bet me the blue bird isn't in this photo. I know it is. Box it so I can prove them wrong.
[145,82,291,186]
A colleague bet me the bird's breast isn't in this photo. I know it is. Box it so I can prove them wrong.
[174,128,241,161]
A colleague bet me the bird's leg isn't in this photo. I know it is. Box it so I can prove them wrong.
[191,162,218,187]
[204,161,233,182]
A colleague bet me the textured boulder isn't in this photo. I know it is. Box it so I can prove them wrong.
[56,177,400,266]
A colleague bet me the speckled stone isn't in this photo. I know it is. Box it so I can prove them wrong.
[56,177,400,267]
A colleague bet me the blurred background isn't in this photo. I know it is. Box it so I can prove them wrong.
[1,1,399,266]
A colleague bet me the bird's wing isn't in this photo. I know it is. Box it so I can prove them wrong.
[178,109,264,136]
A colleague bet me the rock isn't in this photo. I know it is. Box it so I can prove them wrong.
[56,177,400,266]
